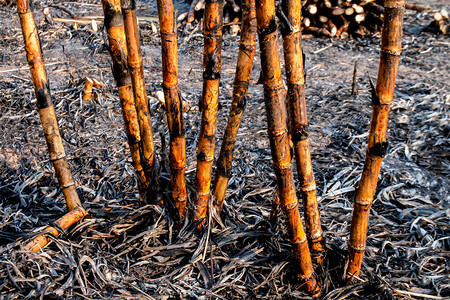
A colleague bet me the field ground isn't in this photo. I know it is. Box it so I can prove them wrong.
[0,0,448,299]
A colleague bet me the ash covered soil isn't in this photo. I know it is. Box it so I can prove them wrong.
[0,0,448,299]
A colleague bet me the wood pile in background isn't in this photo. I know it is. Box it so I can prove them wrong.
[427,8,448,34]
[178,0,436,38]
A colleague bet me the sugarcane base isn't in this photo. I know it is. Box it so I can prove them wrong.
[292,242,321,296]
[346,246,365,281]
[213,174,228,213]
[23,206,87,252]
[310,237,326,266]
[174,198,187,223]
[194,193,209,229]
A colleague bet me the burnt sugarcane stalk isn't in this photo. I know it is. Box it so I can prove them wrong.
[194,0,224,227]
[122,0,156,195]
[156,0,187,222]
[213,0,257,213]
[102,0,149,201]
[347,0,405,279]
[16,0,82,211]
[23,206,87,252]
[255,0,318,294]
[280,0,325,258]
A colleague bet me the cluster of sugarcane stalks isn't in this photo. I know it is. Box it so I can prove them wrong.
[101,0,189,221]
[197,0,404,291]
[14,0,406,295]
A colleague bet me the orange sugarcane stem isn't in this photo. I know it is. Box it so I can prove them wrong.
[213,0,257,214]
[102,0,149,201]
[83,77,94,101]
[255,0,318,294]
[156,0,187,222]
[280,0,324,256]
[194,0,224,227]
[16,0,82,211]
[347,0,405,279]
[122,0,156,192]
[23,206,87,252]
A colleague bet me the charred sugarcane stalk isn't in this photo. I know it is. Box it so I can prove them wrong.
[122,0,156,197]
[280,0,325,259]
[255,0,318,294]
[102,0,149,201]
[16,0,82,211]
[347,0,405,279]
[194,0,224,227]
[156,0,187,222]
[23,206,87,252]
[213,0,257,213]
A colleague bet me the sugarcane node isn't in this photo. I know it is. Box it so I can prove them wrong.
[216,165,230,178]
[197,152,210,162]
[36,86,53,109]
[202,70,221,80]
[381,49,402,57]
[239,42,256,52]
[203,52,222,80]
[126,131,139,144]
[112,64,132,86]
[169,126,186,138]
[257,17,277,36]
[380,53,401,76]
[277,7,294,36]
[368,141,388,157]
[16,0,30,13]
[292,128,309,143]
[160,31,177,38]
[48,221,69,238]
[282,201,299,213]
[103,1,123,28]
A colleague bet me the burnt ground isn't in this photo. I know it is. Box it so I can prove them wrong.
[0,0,449,299]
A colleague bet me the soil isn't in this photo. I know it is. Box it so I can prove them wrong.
[0,0,448,299]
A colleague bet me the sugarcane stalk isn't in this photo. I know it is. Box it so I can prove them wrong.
[255,0,318,294]
[156,0,187,222]
[16,0,82,211]
[347,0,405,279]
[213,0,257,214]
[83,77,94,101]
[102,0,149,201]
[280,0,325,260]
[23,206,87,252]
[194,0,224,227]
[122,0,156,198]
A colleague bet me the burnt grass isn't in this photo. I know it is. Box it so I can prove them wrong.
[0,0,449,299]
